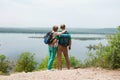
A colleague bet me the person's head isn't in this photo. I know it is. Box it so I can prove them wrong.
[60,24,66,30]
[53,25,58,32]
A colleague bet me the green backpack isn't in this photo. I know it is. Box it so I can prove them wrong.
[58,31,71,47]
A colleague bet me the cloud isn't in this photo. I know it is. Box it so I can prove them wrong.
[0,0,33,26]
[0,0,120,28]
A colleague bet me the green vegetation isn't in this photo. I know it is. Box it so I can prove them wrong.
[0,53,82,74]
[85,43,109,68]
[85,26,120,69]
[15,52,38,72]
[38,56,48,70]
[107,26,120,69]
[0,54,12,74]
[39,26,120,69]
[0,26,120,74]
[39,55,82,70]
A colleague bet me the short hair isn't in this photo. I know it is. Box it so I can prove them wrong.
[53,25,58,32]
[60,24,66,29]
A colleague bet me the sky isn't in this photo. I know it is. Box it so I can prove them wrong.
[0,0,120,28]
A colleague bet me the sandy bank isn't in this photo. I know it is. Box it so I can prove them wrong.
[0,68,120,80]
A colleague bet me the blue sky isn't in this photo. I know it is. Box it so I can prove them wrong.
[0,0,120,28]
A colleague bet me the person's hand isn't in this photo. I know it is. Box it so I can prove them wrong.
[57,32,60,36]
[52,39,57,44]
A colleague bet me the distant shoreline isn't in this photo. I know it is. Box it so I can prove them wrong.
[28,36,106,40]
[0,27,117,34]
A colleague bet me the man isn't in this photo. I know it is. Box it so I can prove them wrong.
[57,24,71,70]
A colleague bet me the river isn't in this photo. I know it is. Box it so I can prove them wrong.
[0,33,107,62]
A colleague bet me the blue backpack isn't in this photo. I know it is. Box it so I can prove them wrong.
[58,31,71,47]
[44,31,54,44]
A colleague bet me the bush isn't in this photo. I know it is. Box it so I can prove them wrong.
[85,43,110,68]
[38,56,49,70]
[107,26,120,69]
[85,26,120,69]
[0,54,11,74]
[15,52,37,72]
[69,56,81,67]
[38,55,82,70]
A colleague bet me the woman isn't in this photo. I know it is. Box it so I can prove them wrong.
[47,26,59,70]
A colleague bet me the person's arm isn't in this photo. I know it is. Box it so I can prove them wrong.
[57,30,66,36]
[52,39,57,44]
[51,36,59,44]
[59,34,70,37]
[69,39,72,50]
[68,35,72,50]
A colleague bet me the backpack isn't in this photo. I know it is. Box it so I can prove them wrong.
[44,31,54,44]
[58,31,71,47]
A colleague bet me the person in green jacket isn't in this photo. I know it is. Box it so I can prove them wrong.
[57,24,72,70]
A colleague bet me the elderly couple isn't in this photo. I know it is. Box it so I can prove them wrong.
[47,24,72,70]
